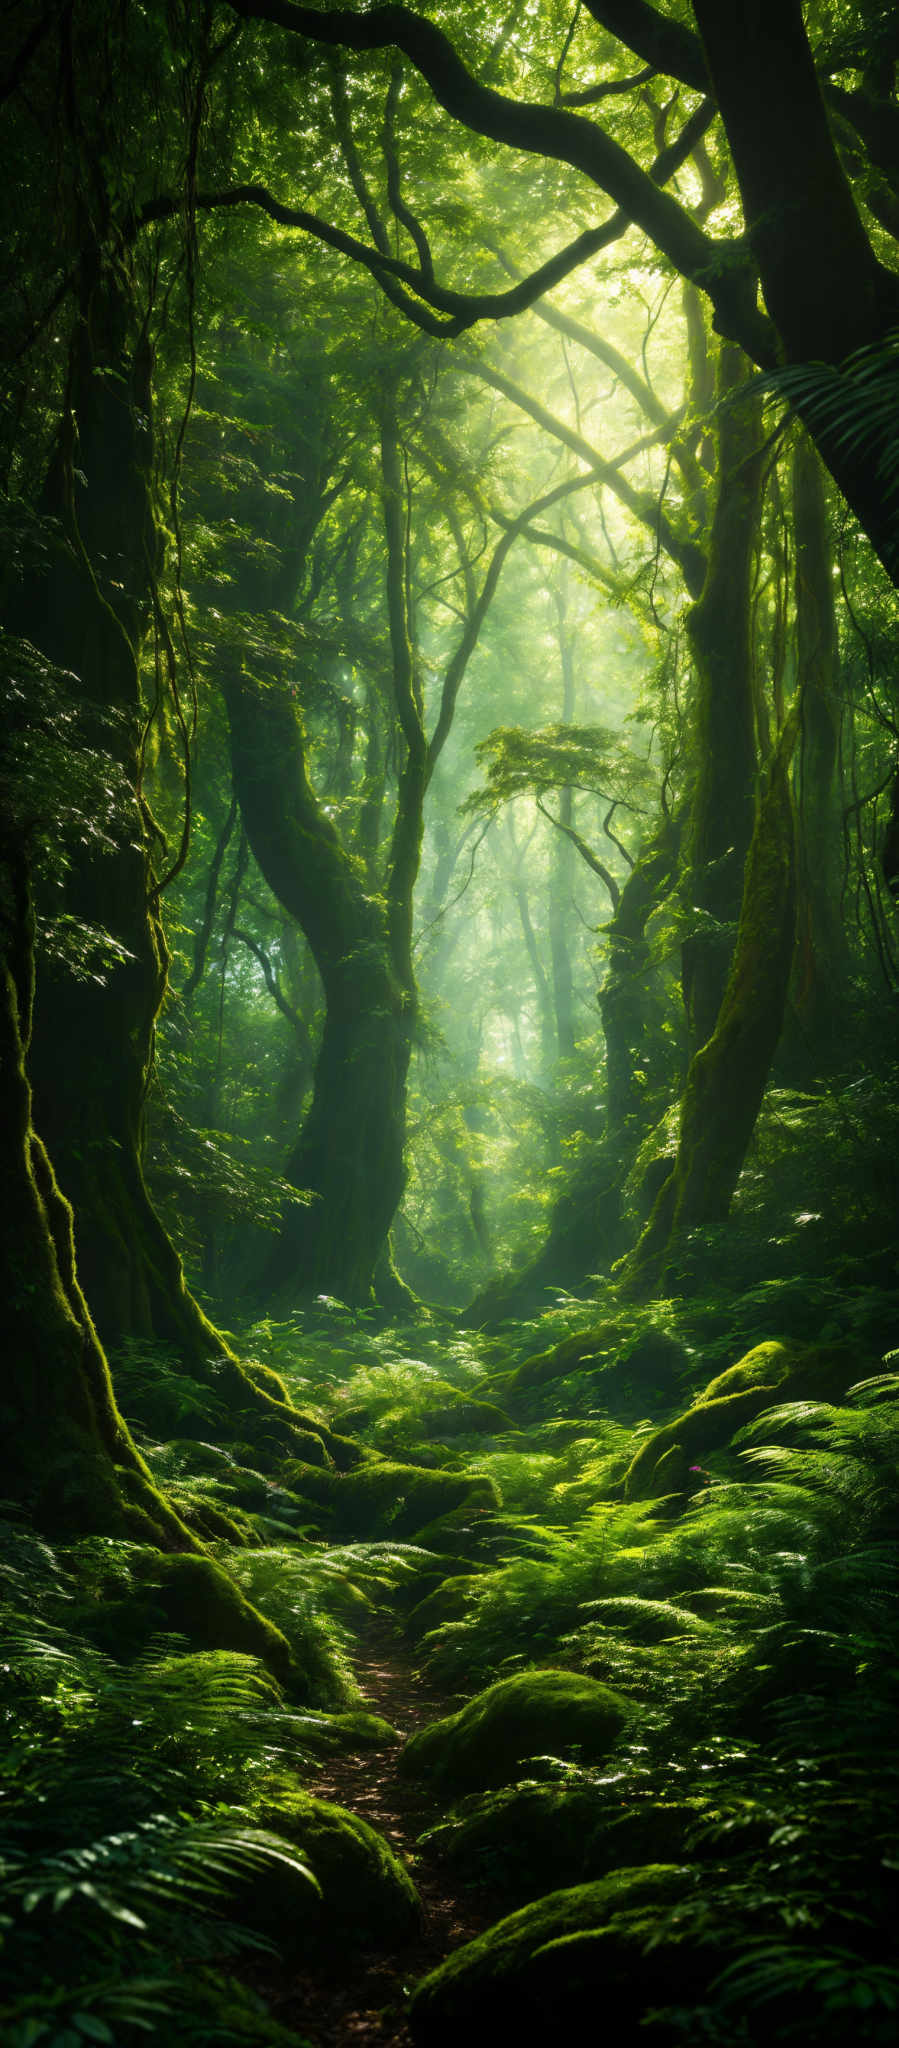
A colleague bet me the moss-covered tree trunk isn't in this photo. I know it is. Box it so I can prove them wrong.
[0,836,197,1543]
[598,819,681,1140]
[621,711,799,1298]
[4,256,316,1458]
[681,342,765,1051]
[4,256,224,1371]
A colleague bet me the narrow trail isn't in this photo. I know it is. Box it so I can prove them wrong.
[259,1619,503,2047]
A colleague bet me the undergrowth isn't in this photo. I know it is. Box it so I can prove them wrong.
[3,1300,898,2045]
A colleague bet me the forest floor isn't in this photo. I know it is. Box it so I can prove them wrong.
[254,1618,503,2047]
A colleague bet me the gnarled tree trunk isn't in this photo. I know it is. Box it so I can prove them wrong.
[0,836,195,1543]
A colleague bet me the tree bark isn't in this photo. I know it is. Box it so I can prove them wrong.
[0,837,196,1544]
[692,0,899,577]
[620,710,799,1298]
[682,343,766,1050]
[5,257,227,1369]
[790,432,847,1063]
[223,668,414,1305]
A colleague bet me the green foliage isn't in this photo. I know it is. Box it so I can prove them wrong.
[0,1538,321,2046]
[756,332,899,533]
[462,722,645,811]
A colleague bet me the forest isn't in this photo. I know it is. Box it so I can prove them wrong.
[2,1,898,2042]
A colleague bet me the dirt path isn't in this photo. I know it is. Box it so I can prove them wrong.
[258,1619,501,2047]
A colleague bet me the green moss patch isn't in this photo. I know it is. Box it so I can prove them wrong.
[698,1339,796,1403]
[399,1668,636,1792]
[133,1551,292,1684]
[246,1784,421,1952]
[623,1340,859,1498]
[405,1574,480,1641]
[335,1462,501,1539]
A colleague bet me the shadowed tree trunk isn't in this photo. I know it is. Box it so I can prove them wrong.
[620,709,799,1298]
[4,255,316,1455]
[0,832,197,1544]
[224,663,416,1305]
[7,256,225,1367]
[682,343,765,1051]
[790,433,847,1064]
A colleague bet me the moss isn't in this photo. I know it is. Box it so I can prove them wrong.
[408,1864,695,2044]
[133,1551,292,1684]
[405,1574,480,1641]
[273,1459,340,1507]
[399,1669,637,1793]
[246,1784,422,1952]
[243,1360,292,1404]
[508,1325,687,1412]
[430,1786,704,1907]
[699,1339,796,1403]
[510,1324,620,1391]
[174,1497,258,1546]
[332,1462,501,1540]
[623,1340,860,1497]
[623,1387,781,1498]
[153,1438,237,1478]
[301,1709,401,1753]
[418,1397,515,1437]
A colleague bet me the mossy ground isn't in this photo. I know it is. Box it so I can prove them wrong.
[4,1294,897,2047]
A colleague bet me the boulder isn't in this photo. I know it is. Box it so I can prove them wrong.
[245,1786,422,1953]
[622,1340,857,1499]
[399,1668,636,1793]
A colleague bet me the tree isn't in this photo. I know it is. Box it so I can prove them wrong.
[228,1,899,582]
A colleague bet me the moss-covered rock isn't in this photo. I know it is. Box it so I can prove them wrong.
[623,1339,858,1498]
[408,1864,697,2045]
[335,1462,501,1539]
[399,1669,637,1792]
[300,1709,401,1754]
[428,1785,704,1907]
[264,1458,499,1538]
[133,1551,292,1684]
[405,1574,479,1641]
[246,1784,422,1953]
[417,1398,515,1438]
[509,1324,621,1391]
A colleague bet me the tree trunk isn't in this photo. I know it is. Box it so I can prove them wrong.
[682,341,765,1050]
[598,818,680,1138]
[7,258,226,1369]
[223,668,414,1305]
[5,258,315,1459]
[790,433,847,1065]
[692,0,899,580]
[0,838,195,1544]
[620,709,799,1298]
